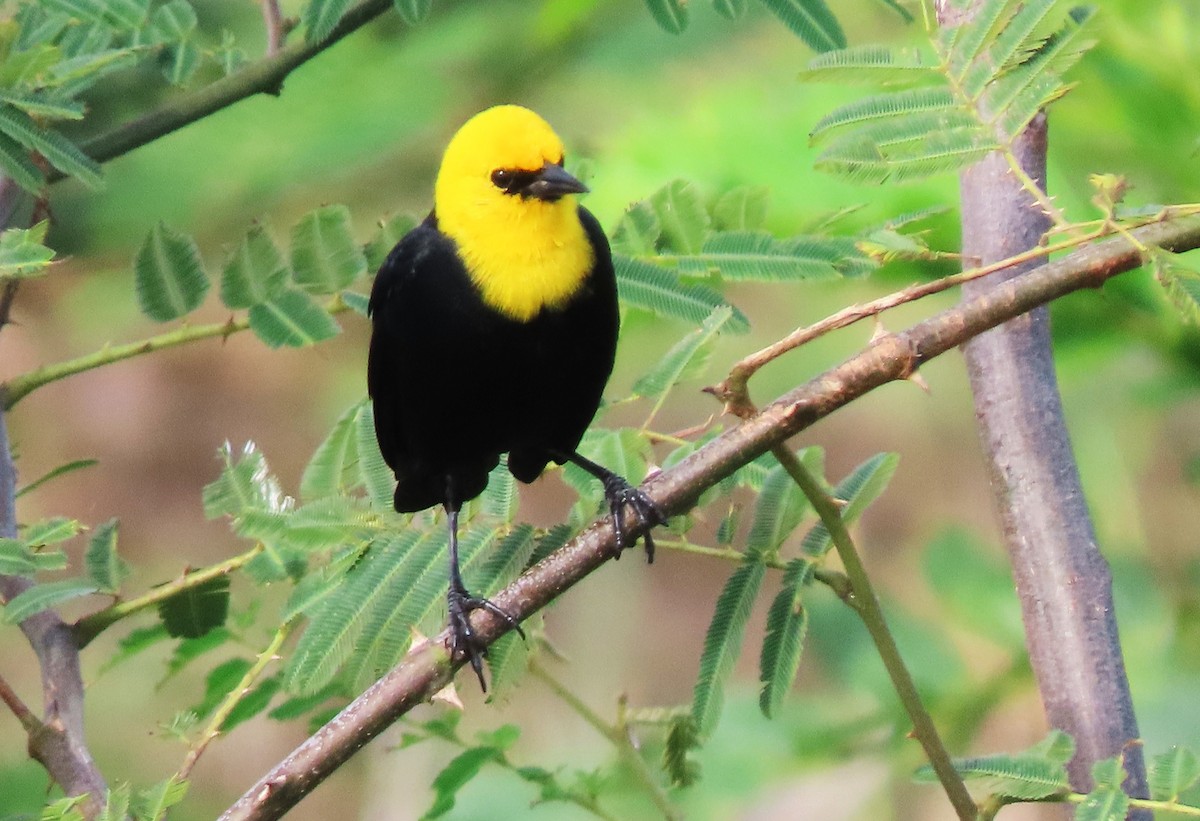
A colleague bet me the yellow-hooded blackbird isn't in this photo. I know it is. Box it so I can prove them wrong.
[367,105,661,689]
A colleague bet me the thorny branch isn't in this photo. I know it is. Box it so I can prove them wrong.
[218,213,1200,821]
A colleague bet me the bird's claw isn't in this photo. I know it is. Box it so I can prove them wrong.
[601,473,665,563]
[447,585,526,692]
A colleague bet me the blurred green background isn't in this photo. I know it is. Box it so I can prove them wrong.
[2,1,1200,819]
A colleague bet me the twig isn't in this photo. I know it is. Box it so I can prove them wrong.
[529,659,682,821]
[260,0,287,55]
[3,297,351,409]
[217,215,1200,821]
[655,538,852,598]
[769,445,976,820]
[178,619,295,780]
[73,545,264,648]
[0,672,40,733]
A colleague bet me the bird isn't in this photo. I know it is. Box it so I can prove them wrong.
[367,104,663,690]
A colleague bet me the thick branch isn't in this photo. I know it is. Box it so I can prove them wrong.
[0,405,107,817]
[960,124,1151,813]
[219,214,1200,821]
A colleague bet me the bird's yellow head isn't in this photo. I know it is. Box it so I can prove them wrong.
[434,105,595,322]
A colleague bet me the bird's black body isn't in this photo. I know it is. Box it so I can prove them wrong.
[367,207,618,512]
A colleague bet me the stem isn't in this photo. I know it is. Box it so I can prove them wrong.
[73,545,263,648]
[1001,149,1068,228]
[3,299,349,409]
[770,445,977,821]
[0,672,41,733]
[529,659,682,821]
[178,620,295,780]
[655,538,852,597]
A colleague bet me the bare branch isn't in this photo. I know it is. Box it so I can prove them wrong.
[218,212,1200,821]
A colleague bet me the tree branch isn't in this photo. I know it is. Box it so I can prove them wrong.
[218,213,1200,821]
[53,0,395,177]
[0,403,108,818]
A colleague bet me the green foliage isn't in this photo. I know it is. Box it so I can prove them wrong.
[38,795,85,821]
[799,451,898,558]
[632,306,734,404]
[2,577,100,623]
[914,729,1073,800]
[84,518,129,594]
[642,0,688,35]
[290,205,368,294]
[14,458,98,499]
[156,576,230,639]
[711,0,748,22]
[692,556,766,737]
[248,288,341,348]
[220,224,289,309]
[1150,746,1200,802]
[95,783,131,821]
[0,222,55,280]
[134,222,210,322]
[757,0,845,53]
[1153,250,1200,325]
[304,0,354,43]
[801,0,1095,184]
[614,253,750,332]
[663,713,701,787]
[133,776,188,821]
[758,557,813,718]
[393,0,434,26]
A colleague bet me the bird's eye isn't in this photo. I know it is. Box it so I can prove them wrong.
[490,169,513,190]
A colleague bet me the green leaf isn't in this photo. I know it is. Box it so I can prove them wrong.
[914,732,1071,800]
[816,121,995,185]
[0,89,85,121]
[220,223,288,309]
[37,795,86,821]
[96,783,132,821]
[156,576,231,639]
[642,0,688,34]
[809,87,958,145]
[134,776,188,821]
[2,577,99,623]
[663,714,702,787]
[1091,755,1126,789]
[712,0,748,21]
[483,612,541,701]
[158,39,200,85]
[479,458,519,524]
[355,401,395,510]
[649,179,709,254]
[676,231,850,282]
[614,254,749,332]
[746,455,815,557]
[365,213,417,271]
[422,745,503,820]
[0,222,54,280]
[221,676,281,731]
[249,288,340,348]
[192,657,252,718]
[134,222,210,321]
[0,539,56,575]
[757,0,845,51]
[0,131,46,191]
[285,529,428,694]
[471,523,535,596]
[301,400,364,500]
[712,186,769,231]
[304,0,353,42]
[758,558,814,717]
[801,452,898,557]
[610,200,661,256]
[632,306,733,401]
[0,105,102,188]
[943,0,1014,80]
[149,0,197,40]
[393,0,433,25]
[24,517,83,546]
[692,557,766,737]
[799,44,936,85]
[290,205,367,294]
[16,459,96,500]
[1075,785,1129,821]
[84,518,129,594]
[1150,746,1200,802]
[202,442,281,519]
[1153,251,1200,325]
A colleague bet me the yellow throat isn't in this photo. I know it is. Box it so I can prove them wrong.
[433,105,594,323]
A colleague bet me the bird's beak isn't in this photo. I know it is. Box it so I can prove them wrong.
[526,163,588,201]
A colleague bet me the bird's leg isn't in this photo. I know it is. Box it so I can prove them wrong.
[443,480,525,692]
[557,450,665,563]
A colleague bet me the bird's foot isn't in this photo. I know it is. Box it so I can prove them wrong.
[600,472,666,563]
[447,584,526,692]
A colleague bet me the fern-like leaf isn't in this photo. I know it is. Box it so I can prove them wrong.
[1150,746,1200,802]
[643,0,688,34]
[676,231,850,281]
[810,87,957,145]
[134,222,209,321]
[691,556,766,736]
[633,306,733,402]
[799,44,936,85]
[746,458,813,558]
[758,557,814,717]
[800,452,898,557]
[817,120,995,185]
[757,0,845,52]
[300,401,362,501]
[613,254,750,333]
